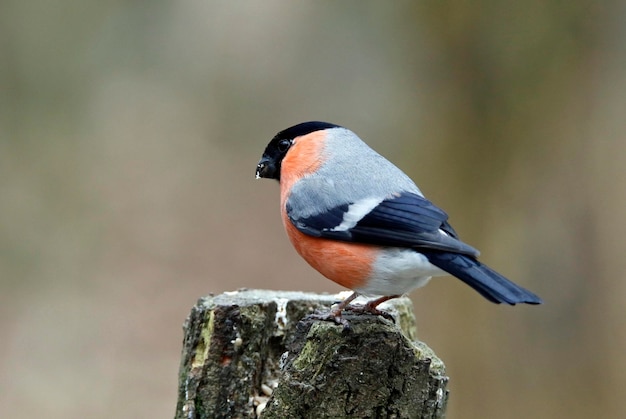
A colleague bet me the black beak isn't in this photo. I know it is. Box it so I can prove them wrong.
[256,156,278,180]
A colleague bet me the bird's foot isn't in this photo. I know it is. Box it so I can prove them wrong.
[306,293,400,330]
[305,292,359,331]
[343,294,400,322]
[307,309,351,330]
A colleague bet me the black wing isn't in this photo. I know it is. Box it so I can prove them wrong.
[287,192,479,257]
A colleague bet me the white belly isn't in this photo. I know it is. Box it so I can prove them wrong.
[356,247,448,296]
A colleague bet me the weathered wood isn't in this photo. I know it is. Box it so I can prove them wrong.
[175,289,448,419]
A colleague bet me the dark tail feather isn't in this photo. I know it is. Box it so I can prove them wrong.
[422,251,543,305]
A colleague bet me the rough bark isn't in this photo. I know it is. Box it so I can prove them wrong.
[175,289,448,419]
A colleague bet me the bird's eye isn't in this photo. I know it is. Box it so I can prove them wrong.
[277,139,292,152]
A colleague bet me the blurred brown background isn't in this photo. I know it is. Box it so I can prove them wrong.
[1,1,624,418]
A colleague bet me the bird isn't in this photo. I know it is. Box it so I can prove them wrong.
[256,121,542,323]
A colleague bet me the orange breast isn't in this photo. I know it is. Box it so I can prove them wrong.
[282,213,376,290]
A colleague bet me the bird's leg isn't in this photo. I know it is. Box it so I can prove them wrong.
[344,294,400,322]
[329,291,359,319]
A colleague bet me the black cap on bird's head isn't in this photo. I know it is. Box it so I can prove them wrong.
[256,121,341,181]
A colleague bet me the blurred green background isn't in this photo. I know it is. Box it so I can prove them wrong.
[1,1,624,418]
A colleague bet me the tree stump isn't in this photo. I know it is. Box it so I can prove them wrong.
[175,289,448,419]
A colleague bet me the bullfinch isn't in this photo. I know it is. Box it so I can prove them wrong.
[256,121,542,322]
